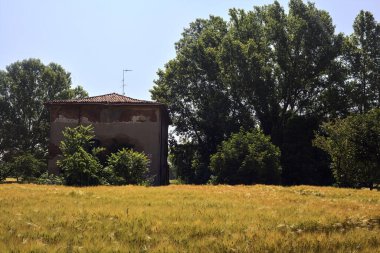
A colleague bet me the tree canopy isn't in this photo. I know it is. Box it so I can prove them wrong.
[344,11,380,113]
[0,58,88,162]
[314,109,380,189]
[210,128,281,185]
[151,0,380,185]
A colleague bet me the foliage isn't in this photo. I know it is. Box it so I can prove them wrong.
[314,109,380,189]
[0,162,10,182]
[0,58,88,163]
[281,115,334,186]
[1,184,380,252]
[61,85,89,100]
[57,125,105,186]
[343,11,380,113]
[169,141,208,184]
[151,0,347,184]
[7,153,46,182]
[35,172,64,185]
[57,125,152,186]
[106,148,150,185]
[210,128,281,185]
[151,15,256,183]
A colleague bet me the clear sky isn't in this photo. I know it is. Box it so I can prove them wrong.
[1,0,379,100]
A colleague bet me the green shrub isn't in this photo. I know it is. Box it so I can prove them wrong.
[36,172,64,185]
[57,125,106,186]
[314,109,380,189]
[169,143,197,184]
[0,162,10,182]
[59,147,105,186]
[8,153,46,182]
[169,142,209,184]
[210,128,281,185]
[106,148,150,185]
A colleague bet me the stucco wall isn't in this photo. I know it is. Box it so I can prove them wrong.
[48,104,168,185]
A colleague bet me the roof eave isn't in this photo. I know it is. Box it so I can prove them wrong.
[45,102,166,106]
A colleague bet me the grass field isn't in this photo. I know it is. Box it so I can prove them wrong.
[0,184,379,252]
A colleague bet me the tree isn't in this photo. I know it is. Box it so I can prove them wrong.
[314,109,380,189]
[0,58,88,163]
[8,153,45,182]
[168,138,212,184]
[151,0,343,184]
[152,16,256,183]
[210,128,281,185]
[106,148,150,185]
[280,115,333,185]
[57,125,105,186]
[344,11,380,113]
[168,141,198,184]
[62,85,89,99]
[0,162,10,182]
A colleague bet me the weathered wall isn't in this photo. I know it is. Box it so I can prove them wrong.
[48,104,169,185]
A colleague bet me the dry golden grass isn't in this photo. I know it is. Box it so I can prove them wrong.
[0,184,379,252]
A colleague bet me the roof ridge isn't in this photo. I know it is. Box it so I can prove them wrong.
[87,93,147,100]
[86,92,120,98]
[46,92,162,105]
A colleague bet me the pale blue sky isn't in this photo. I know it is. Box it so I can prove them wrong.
[1,0,379,100]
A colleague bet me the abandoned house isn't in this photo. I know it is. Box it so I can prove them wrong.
[45,93,169,185]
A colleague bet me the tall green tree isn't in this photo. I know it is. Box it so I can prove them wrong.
[0,58,88,162]
[227,0,343,139]
[152,16,256,183]
[344,11,380,113]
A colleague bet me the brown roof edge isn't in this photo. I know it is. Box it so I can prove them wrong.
[45,92,165,105]
[44,101,165,106]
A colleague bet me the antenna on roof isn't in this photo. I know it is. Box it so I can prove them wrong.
[122,69,132,95]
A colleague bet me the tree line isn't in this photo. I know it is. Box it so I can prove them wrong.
[151,0,380,187]
[0,0,379,188]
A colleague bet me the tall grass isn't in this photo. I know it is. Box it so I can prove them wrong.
[0,184,379,252]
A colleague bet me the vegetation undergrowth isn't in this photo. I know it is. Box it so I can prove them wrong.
[0,184,379,252]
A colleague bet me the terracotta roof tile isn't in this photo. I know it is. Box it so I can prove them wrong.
[46,93,161,105]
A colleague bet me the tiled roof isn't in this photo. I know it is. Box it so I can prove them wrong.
[46,93,161,105]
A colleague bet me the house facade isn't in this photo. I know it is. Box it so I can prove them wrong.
[45,93,169,185]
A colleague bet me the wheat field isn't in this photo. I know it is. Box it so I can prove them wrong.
[0,184,379,252]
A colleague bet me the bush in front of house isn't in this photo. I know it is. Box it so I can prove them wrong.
[59,146,105,186]
[210,128,281,185]
[57,124,152,186]
[57,125,106,186]
[106,148,150,185]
